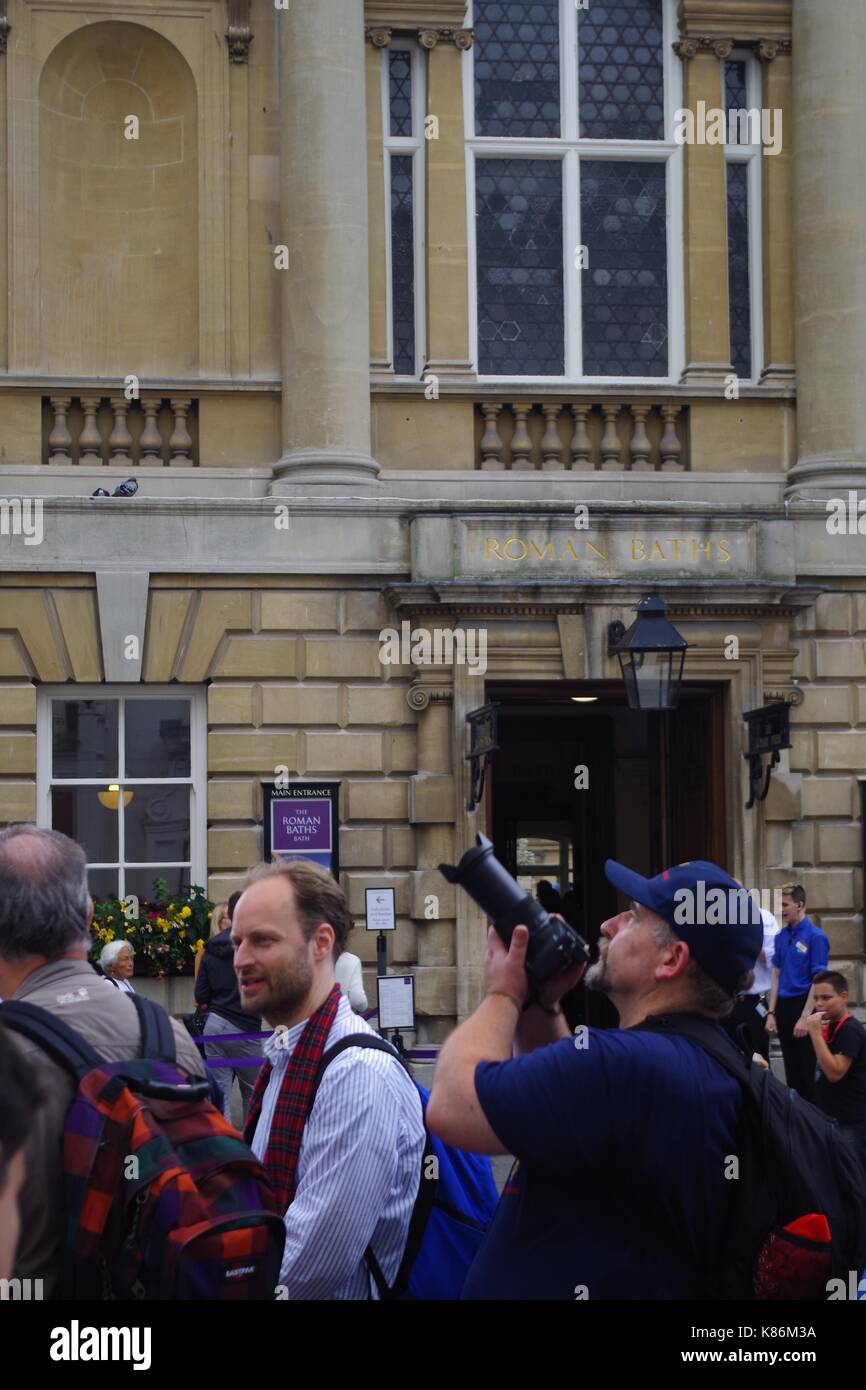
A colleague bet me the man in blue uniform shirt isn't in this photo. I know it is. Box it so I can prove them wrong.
[427,860,762,1301]
[766,884,829,1101]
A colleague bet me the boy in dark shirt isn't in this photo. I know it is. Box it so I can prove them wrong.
[806,970,866,1167]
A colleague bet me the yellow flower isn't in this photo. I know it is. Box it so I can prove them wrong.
[179,929,186,940]
[193,938,205,953]
[180,906,192,920]
[105,930,115,943]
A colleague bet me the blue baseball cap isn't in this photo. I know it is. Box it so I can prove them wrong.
[603,859,763,992]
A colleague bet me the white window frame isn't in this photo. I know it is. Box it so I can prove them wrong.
[723,50,764,383]
[37,685,207,899]
[464,0,684,385]
[381,38,427,378]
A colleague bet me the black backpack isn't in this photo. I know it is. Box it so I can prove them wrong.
[638,1012,866,1300]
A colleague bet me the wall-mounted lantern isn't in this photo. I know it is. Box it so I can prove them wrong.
[607,594,689,711]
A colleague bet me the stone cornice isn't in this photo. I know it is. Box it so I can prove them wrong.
[225,0,253,64]
[365,0,468,27]
[677,0,791,43]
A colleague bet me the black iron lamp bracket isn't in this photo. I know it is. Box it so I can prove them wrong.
[465,703,500,813]
[742,691,801,810]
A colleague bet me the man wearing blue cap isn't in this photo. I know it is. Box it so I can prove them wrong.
[428,859,762,1300]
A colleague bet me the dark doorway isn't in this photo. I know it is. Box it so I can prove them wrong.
[486,681,727,1028]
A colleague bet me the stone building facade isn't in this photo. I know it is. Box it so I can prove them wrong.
[0,0,863,1032]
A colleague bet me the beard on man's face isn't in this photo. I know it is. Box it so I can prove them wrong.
[584,940,611,994]
[241,949,314,1019]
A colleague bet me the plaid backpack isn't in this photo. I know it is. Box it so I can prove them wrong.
[1,995,286,1300]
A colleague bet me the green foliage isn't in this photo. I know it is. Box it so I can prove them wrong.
[90,881,214,978]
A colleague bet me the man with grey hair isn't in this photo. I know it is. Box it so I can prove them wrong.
[429,858,762,1300]
[0,825,205,1294]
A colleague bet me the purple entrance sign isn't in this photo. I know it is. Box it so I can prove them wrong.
[272,801,332,855]
[263,781,341,878]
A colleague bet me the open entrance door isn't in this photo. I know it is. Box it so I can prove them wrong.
[487,681,727,1028]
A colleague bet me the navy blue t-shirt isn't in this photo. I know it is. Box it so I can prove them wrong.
[463,1026,742,1301]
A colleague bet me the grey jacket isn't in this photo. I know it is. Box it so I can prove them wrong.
[5,956,205,1294]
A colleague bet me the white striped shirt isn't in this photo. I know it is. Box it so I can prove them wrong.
[251,994,424,1300]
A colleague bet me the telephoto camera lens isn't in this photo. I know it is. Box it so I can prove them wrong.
[439,834,589,994]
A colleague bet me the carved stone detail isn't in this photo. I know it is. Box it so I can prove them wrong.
[226,0,253,64]
[758,37,792,61]
[407,682,454,711]
[0,11,9,57]
[416,26,473,48]
[673,35,735,59]
[366,26,393,47]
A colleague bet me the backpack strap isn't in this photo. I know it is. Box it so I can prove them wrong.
[635,1012,754,1086]
[0,999,103,1079]
[311,1032,425,1301]
[310,1031,404,1095]
[130,993,177,1064]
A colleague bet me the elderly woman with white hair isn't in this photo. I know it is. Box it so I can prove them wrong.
[99,939,136,993]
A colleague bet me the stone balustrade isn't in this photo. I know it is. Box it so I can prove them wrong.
[476,400,688,472]
[44,395,199,467]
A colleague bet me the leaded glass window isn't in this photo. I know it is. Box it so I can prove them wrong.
[580,161,668,376]
[474,0,561,138]
[389,50,413,137]
[724,61,748,120]
[381,42,424,377]
[470,0,681,379]
[726,163,751,379]
[391,156,416,375]
[578,1,665,140]
[723,52,761,379]
[476,159,565,376]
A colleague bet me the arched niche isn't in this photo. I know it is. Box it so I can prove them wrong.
[39,22,198,376]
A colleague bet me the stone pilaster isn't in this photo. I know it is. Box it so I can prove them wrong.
[407,666,457,1030]
[424,29,474,378]
[274,0,380,486]
[675,39,735,385]
[788,0,866,495]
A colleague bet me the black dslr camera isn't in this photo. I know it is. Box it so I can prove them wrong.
[439,834,589,994]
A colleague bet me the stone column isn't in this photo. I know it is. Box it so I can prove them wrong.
[788,0,866,495]
[0,14,8,371]
[423,29,474,379]
[273,0,380,485]
[675,39,734,385]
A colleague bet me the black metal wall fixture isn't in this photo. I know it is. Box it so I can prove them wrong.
[742,689,803,809]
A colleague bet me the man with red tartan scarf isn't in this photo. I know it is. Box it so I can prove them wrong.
[234,859,424,1300]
